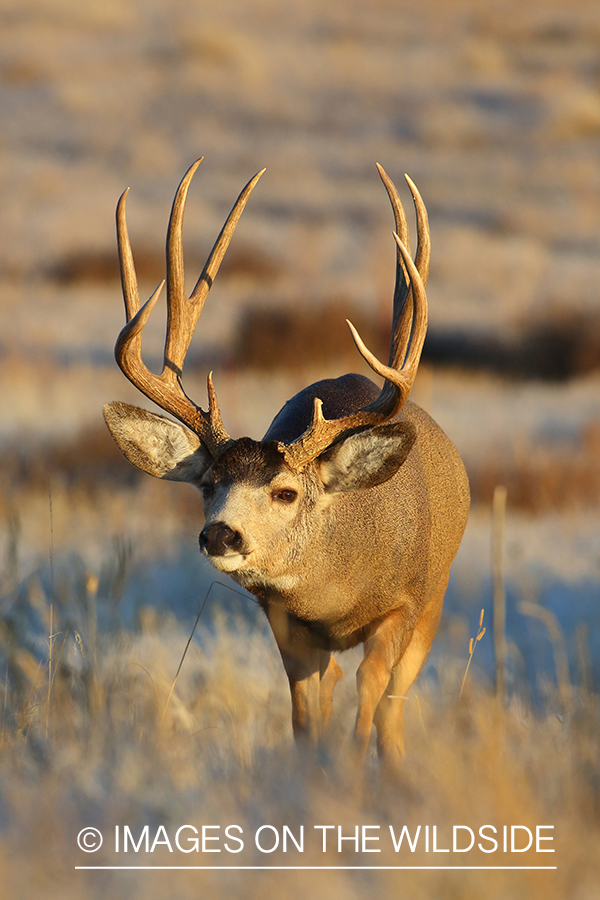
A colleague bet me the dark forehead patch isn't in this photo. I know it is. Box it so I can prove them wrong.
[211,437,287,486]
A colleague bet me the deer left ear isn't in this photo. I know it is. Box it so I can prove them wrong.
[318,422,417,493]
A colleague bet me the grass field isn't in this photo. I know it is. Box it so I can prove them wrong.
[1,550,598,898]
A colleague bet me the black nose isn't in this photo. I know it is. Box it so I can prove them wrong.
[199,523,243,556]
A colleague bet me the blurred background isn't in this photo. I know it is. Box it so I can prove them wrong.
[0,0,599,897]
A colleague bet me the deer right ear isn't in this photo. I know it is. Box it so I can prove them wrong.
[103,401,213,485]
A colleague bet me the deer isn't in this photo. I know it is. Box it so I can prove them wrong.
[103,158,470,777]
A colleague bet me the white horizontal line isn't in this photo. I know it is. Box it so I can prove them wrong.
[75,866,558,871]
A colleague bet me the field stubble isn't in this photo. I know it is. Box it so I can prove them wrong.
[0,554,598,900]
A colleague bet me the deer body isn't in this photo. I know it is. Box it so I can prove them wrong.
[104,160,469,774]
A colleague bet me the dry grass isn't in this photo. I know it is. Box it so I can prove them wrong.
[0,586,597,899]
[424,309,600,381]
[0,422,134,496]
[232,299,387,372]
[469,421,600,512]
[233,302,600,381]
[44,242,284,289]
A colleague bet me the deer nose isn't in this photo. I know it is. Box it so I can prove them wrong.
[199,523,243,556]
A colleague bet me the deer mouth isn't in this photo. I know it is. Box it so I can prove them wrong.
[205,551,250,573]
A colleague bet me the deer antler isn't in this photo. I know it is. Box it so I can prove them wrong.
[279,167,429,470]
[115,158,264,458]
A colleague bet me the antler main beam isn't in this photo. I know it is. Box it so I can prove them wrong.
[115,158,264,458]
[279,166,430,471]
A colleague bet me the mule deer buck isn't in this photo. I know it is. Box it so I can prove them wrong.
[104,159,470,775]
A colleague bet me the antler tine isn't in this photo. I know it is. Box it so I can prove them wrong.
[163,161,266,382]
[116,188,141,323]
[114,160,263,457]
[115,187,164,393]
[377,165,430,373]
[162,158,203,384]
[280,174,429,472]
[391,232,428,383]
[404,173,430,288]
[346,234,427,411]
[377,169,430,289]
[376,164,411,367]
[376,163,410,252]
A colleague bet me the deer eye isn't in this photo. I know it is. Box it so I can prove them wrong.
[200,483,214,500]
[273,489,297,503]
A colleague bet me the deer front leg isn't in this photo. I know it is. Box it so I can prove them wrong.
[283,653,321,743]
[266,604,322,744]
[319,652,344,728]
[373,591,444,778]
[353,609,414,768]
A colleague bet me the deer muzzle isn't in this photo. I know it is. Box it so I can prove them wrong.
[199,522,244,557]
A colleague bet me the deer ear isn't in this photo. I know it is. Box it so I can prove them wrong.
[318,422,417,493]
[103,401,213,485]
